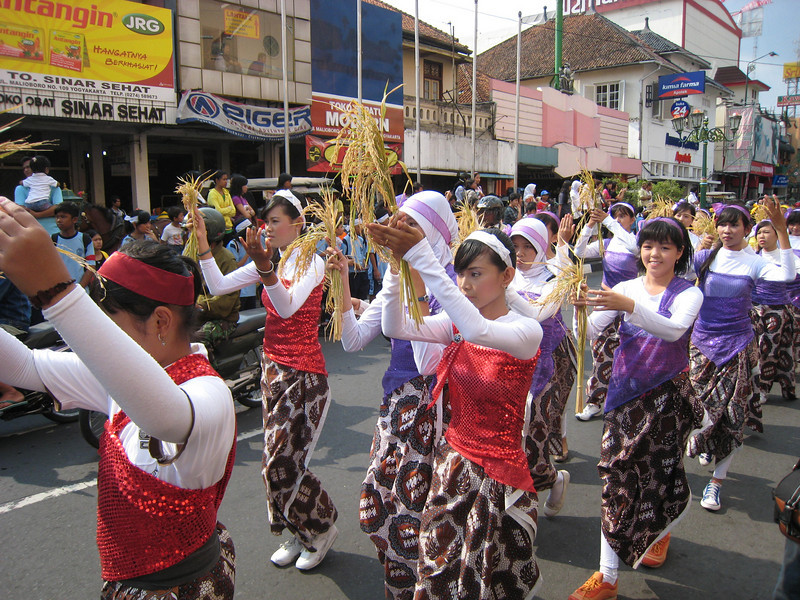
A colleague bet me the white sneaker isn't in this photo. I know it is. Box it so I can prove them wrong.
[700,480,721,511]
[270,535,303,567]
[698,453,712,466]
[575,403,602,421]
[295,525,339,570]
[543,470,570,517]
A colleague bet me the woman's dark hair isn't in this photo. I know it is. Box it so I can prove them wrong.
[786,209,800,227]
[90,240,201,336]
[673,202,696,217]
[261,192,302,221]
[229,174,248,197]
[454,227,516,272]
[636,217,692,276]
[697,204,751,281]
[525,200,537,214]
[534,212,558,236]
[124,209,151,234]
[212,170,228,185]
[610,203,634,219]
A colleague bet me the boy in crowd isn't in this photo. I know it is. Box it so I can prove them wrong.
[160,206,186,249]
[52,202,93,289]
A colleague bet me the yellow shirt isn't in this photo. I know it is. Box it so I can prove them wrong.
[207,188,237,231]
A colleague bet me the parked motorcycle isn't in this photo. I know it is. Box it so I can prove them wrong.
[79,307,267,448]
[1,322,80,424]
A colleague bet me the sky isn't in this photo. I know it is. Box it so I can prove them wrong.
[380,0,795,111]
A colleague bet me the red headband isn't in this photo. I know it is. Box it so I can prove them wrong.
[98,252,195,306]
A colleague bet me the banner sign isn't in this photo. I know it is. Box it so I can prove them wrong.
[310,92,404,143]
[176,91,311,140]
[784,62,800,80]
[0,0,175,103]
[657,71,705,99]
[773,174,789,186]
[306,134,403,175]
[665,133,699,151]
[778,95,800,107]
[751,161,774,176]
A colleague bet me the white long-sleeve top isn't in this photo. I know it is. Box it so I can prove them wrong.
[200,248,325,319]
[381,241,543,360]
[702,247,796,282]
[0,287,234,489]
[574,216,638,258]
[511,268,561,322]
[581,277,704,342]
[546,243,572,277]
[789,235,800,250]
[760,246,800,270]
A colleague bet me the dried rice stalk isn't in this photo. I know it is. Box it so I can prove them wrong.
[333,86,424,326]
[54,246,107,297]
[453,201,484,254]
[692,210,718,243]
[277,188,344,341]
[533,255,589,413]
[576,167,604,259]
[750,202,768,224]
[176,171,213,262]
[0,114,56,158]
[647,195,674,219]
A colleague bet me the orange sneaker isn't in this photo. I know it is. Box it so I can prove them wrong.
[641,533,670,568]
[568,572,618,600]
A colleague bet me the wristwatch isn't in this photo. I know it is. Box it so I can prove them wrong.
[28,280,76,309]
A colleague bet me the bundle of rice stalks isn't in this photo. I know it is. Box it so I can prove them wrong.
[692,210,718,243]
[533,256,589,413]
[176,171,213,262]
[750,202,769,224]
[333,86,424,326]
[453,201,484,254]
[0,114,55,158]
[647,195,675,219]
[577,167,604,258]
[277,188,344,341]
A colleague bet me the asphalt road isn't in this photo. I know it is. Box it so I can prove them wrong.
[1,271,797,599]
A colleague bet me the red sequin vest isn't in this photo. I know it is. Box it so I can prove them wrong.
[431,331,539,492]
[97,354,236,581]
[261,279,327,375]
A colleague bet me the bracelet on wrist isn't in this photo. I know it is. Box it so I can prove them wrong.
[417,294,430,303]
[256,264,274,277]
[197,248,212,258]
[28,279,76,309]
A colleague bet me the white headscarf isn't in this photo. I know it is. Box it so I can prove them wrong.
[400,191,458,268]
[523,183,537,201]
[510,217,551,283]
[570,180,582,213]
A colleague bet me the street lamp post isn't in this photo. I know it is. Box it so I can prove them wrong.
[672,110,742,209]
[744,51,777,106]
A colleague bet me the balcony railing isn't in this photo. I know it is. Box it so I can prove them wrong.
[403,95,493,136]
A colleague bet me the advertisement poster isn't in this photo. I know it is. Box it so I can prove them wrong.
[224,8,260,39]
[177,91,311,141]
[657,71,705,99]
[0,0,175,102]
[306,134,403,175]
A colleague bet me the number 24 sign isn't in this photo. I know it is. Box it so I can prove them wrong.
[671,100,690,119]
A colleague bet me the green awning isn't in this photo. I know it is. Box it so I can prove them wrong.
[518,144,558,168]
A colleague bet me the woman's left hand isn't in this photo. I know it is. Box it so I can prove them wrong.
[242,227,273,271]
[367,217,424,261]
[0,197,72,296]
[764,195,788,231]
[557,213,575,246]
[586,284,635,313]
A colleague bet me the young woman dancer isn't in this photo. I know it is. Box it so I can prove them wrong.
[569,217,704,600]
[687,200,795,511]
[510,217,576,514]
[373,220,544,600]
[193,189,338,570]
[0,199,237,598]
[574,202,639,421]
[752,219,799,402]
[533,210,574,276]
[327,191,457,599]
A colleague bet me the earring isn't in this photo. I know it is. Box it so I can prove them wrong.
[158,333,167,346]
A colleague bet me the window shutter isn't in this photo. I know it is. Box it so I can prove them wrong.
[618,80,626,111]
[584,84,595,103]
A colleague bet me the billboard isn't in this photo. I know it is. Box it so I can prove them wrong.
[657,71,705,99]
[778,95,800,107]
[0,0,174,102]
[306,134,404,175]
[784,62,800,80]
[724,106,779,173]
[177,91,311,141]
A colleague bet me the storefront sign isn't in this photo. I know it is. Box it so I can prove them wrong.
[657,71,705,99]
[671,100,690,119]
[783,62,800,80]
[176,91,311,141]
[306,134,403,175]
[665,133,699,151]
[778,95,800,107]
[310,92,404,143]
[675,151,692,164]
[751,162,774,176]
[0,0,175,105]
[773,174,789,187]
[0,84,172,122]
